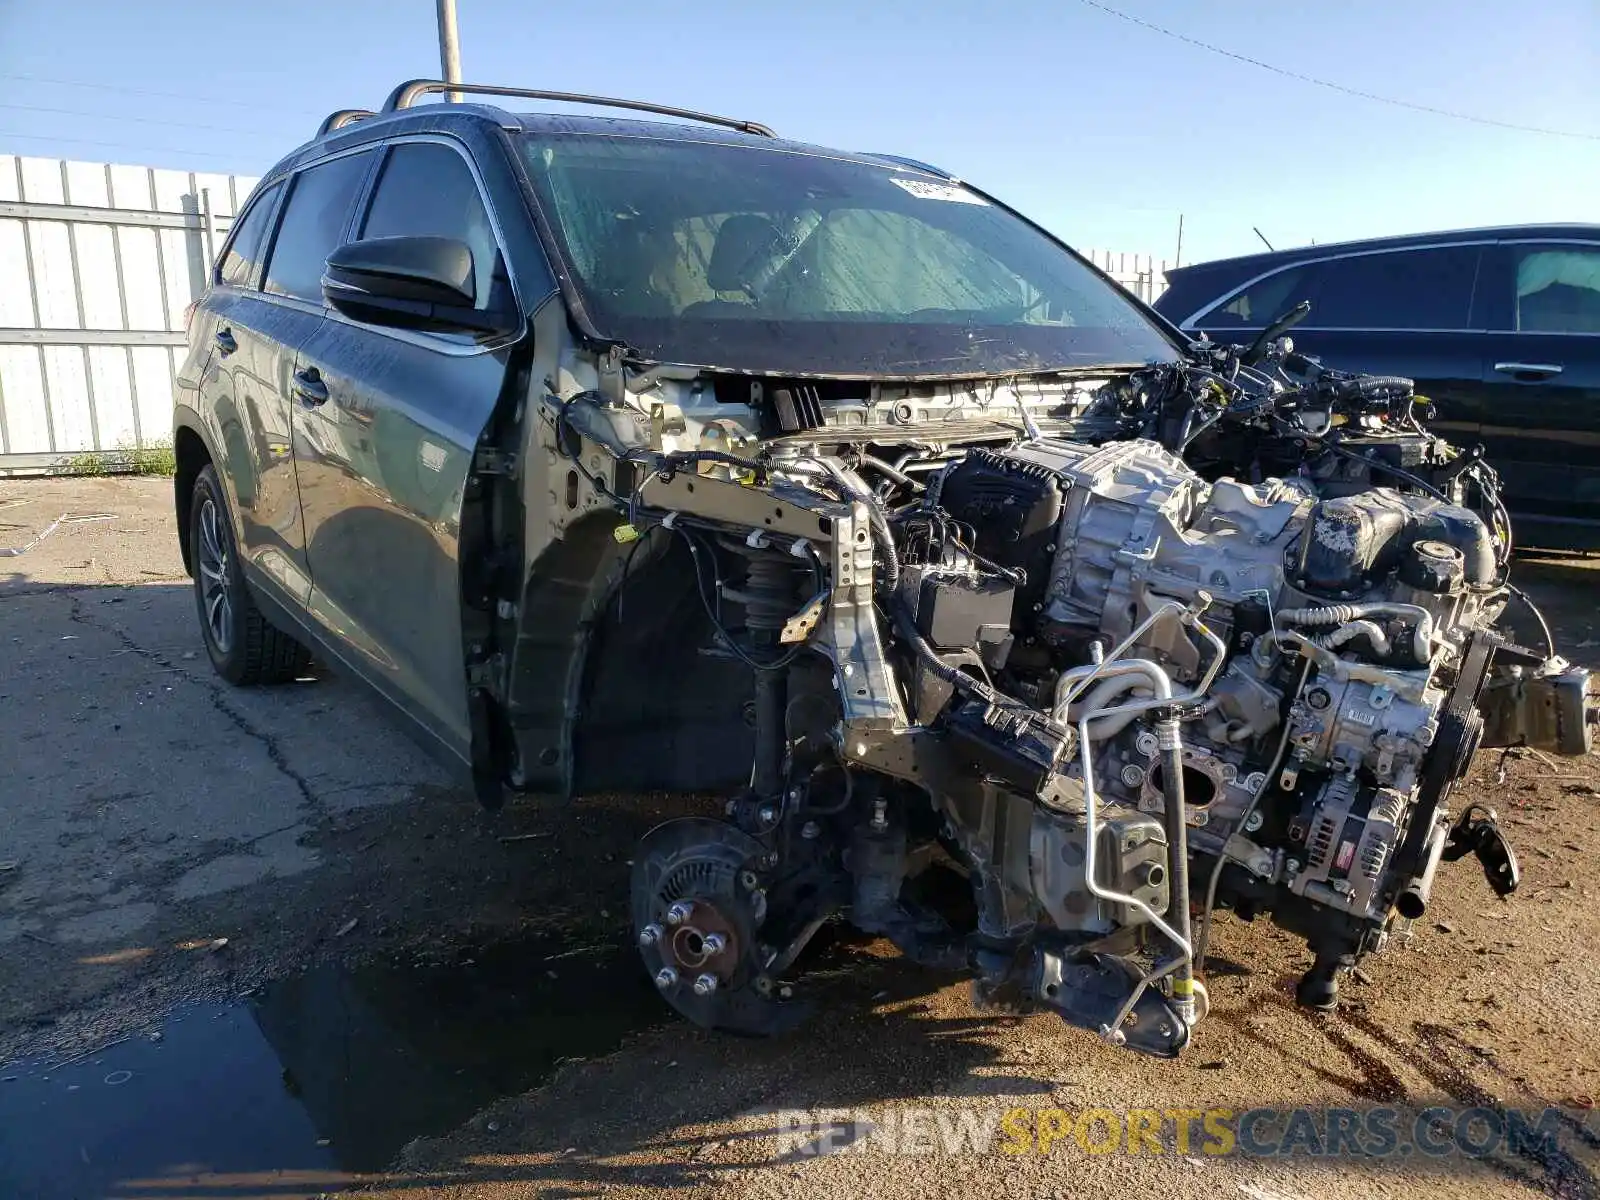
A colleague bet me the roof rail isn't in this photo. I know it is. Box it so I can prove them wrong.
[317,109,376,137]
[379,78,776,138]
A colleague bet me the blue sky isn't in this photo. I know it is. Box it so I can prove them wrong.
[1,0,1595,264]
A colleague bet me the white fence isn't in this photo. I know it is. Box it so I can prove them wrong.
[0,153,1170,472]
[0,154,258,471]
[1084,249,1171,305]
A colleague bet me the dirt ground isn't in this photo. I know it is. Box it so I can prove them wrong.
[2,476,1598,1200]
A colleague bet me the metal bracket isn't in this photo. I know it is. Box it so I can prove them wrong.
[474,448,518,476]
[781,590,829,644]
[827,502,903,736]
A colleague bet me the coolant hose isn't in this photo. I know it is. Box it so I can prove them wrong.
[1319,619,1391,657]
[1066,673,1155,739]
[1277,603,1433,664]
[1054,658,1174,722]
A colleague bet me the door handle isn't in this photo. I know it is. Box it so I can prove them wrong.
[1493,361,1563,379]
[292,367,330,407]
[214,328,237,356]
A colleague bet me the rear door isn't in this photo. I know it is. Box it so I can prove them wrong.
[203,149,377,606]
[1472,238,1600,546]
[187,177,312,608]
[292,136,523,759]
[1190,244,1489,446]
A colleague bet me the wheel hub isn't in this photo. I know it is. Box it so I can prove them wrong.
[631,817,808,1035]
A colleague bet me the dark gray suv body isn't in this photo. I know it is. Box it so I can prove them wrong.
[171,80,1177,798]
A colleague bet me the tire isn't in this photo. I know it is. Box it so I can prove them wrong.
[190,465,312,685]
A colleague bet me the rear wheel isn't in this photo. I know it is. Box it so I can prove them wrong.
[190,465,312,685]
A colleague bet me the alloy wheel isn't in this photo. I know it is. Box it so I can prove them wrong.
[196,497,234,654]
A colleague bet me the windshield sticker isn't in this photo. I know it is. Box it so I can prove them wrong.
[889,177,989,205]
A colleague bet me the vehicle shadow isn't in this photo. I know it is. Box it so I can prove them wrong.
[1507,552,1600,668]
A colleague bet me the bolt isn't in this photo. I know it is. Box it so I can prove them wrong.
[638,923,663,948]
[655,967,679,989]
[870,799,888,832]
[665,901,694,926]
[1286,858,1302,876]
[701,932,727,955]
[758,806,777,824]
[1243,811,1265,833]
[800,820,821,840]
[778,985,794,999]
[693,973,719,996]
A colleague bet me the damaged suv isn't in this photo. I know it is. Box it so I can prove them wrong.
[174,80,1597,1057]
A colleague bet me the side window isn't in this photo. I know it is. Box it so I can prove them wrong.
[217,181,282,287]
[263,152,374,303]
[1515,246,1600,333]
[1309,246,1479,329]
[1201,266,1311,329]
[359,142,500,310]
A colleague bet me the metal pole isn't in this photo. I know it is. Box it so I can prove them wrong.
[199,187,217,270]
[1175,213,1184,269]
[436,0,463,102]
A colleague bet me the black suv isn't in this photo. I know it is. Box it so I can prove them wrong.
[1154,225,1600,550]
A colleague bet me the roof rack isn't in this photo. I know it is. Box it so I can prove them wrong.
[316,109,377,137]
[378,78,777,138]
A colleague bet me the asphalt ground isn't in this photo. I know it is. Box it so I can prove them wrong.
[2,475,1598,1200]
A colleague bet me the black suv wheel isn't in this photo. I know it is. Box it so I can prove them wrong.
[190,465,312,685]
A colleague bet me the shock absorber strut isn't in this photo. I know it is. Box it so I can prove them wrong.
[733,552,797,803]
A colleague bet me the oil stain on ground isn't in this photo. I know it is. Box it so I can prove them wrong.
[0,933,663,1199]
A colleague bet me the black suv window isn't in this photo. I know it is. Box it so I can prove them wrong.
[263,152,374,303]
[359,141,499,310]
[1515,246,1600,333]
[1308,246,1479,329]
[217,182,282,287]
[1201,266,1311,329]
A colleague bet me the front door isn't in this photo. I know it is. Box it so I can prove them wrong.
[1473,240,1600,548]
[292,138,520,757]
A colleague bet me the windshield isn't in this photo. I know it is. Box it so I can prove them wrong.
[516,133,1179,378]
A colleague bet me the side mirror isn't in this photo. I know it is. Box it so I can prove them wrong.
[321,236,519,337]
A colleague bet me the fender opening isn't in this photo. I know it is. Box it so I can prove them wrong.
[504,519,757,799]
[173,425,213,576]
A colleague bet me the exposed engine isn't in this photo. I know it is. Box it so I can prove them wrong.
[551,337,1597,1057]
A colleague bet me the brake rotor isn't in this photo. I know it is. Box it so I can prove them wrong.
[630,816,809,1035]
